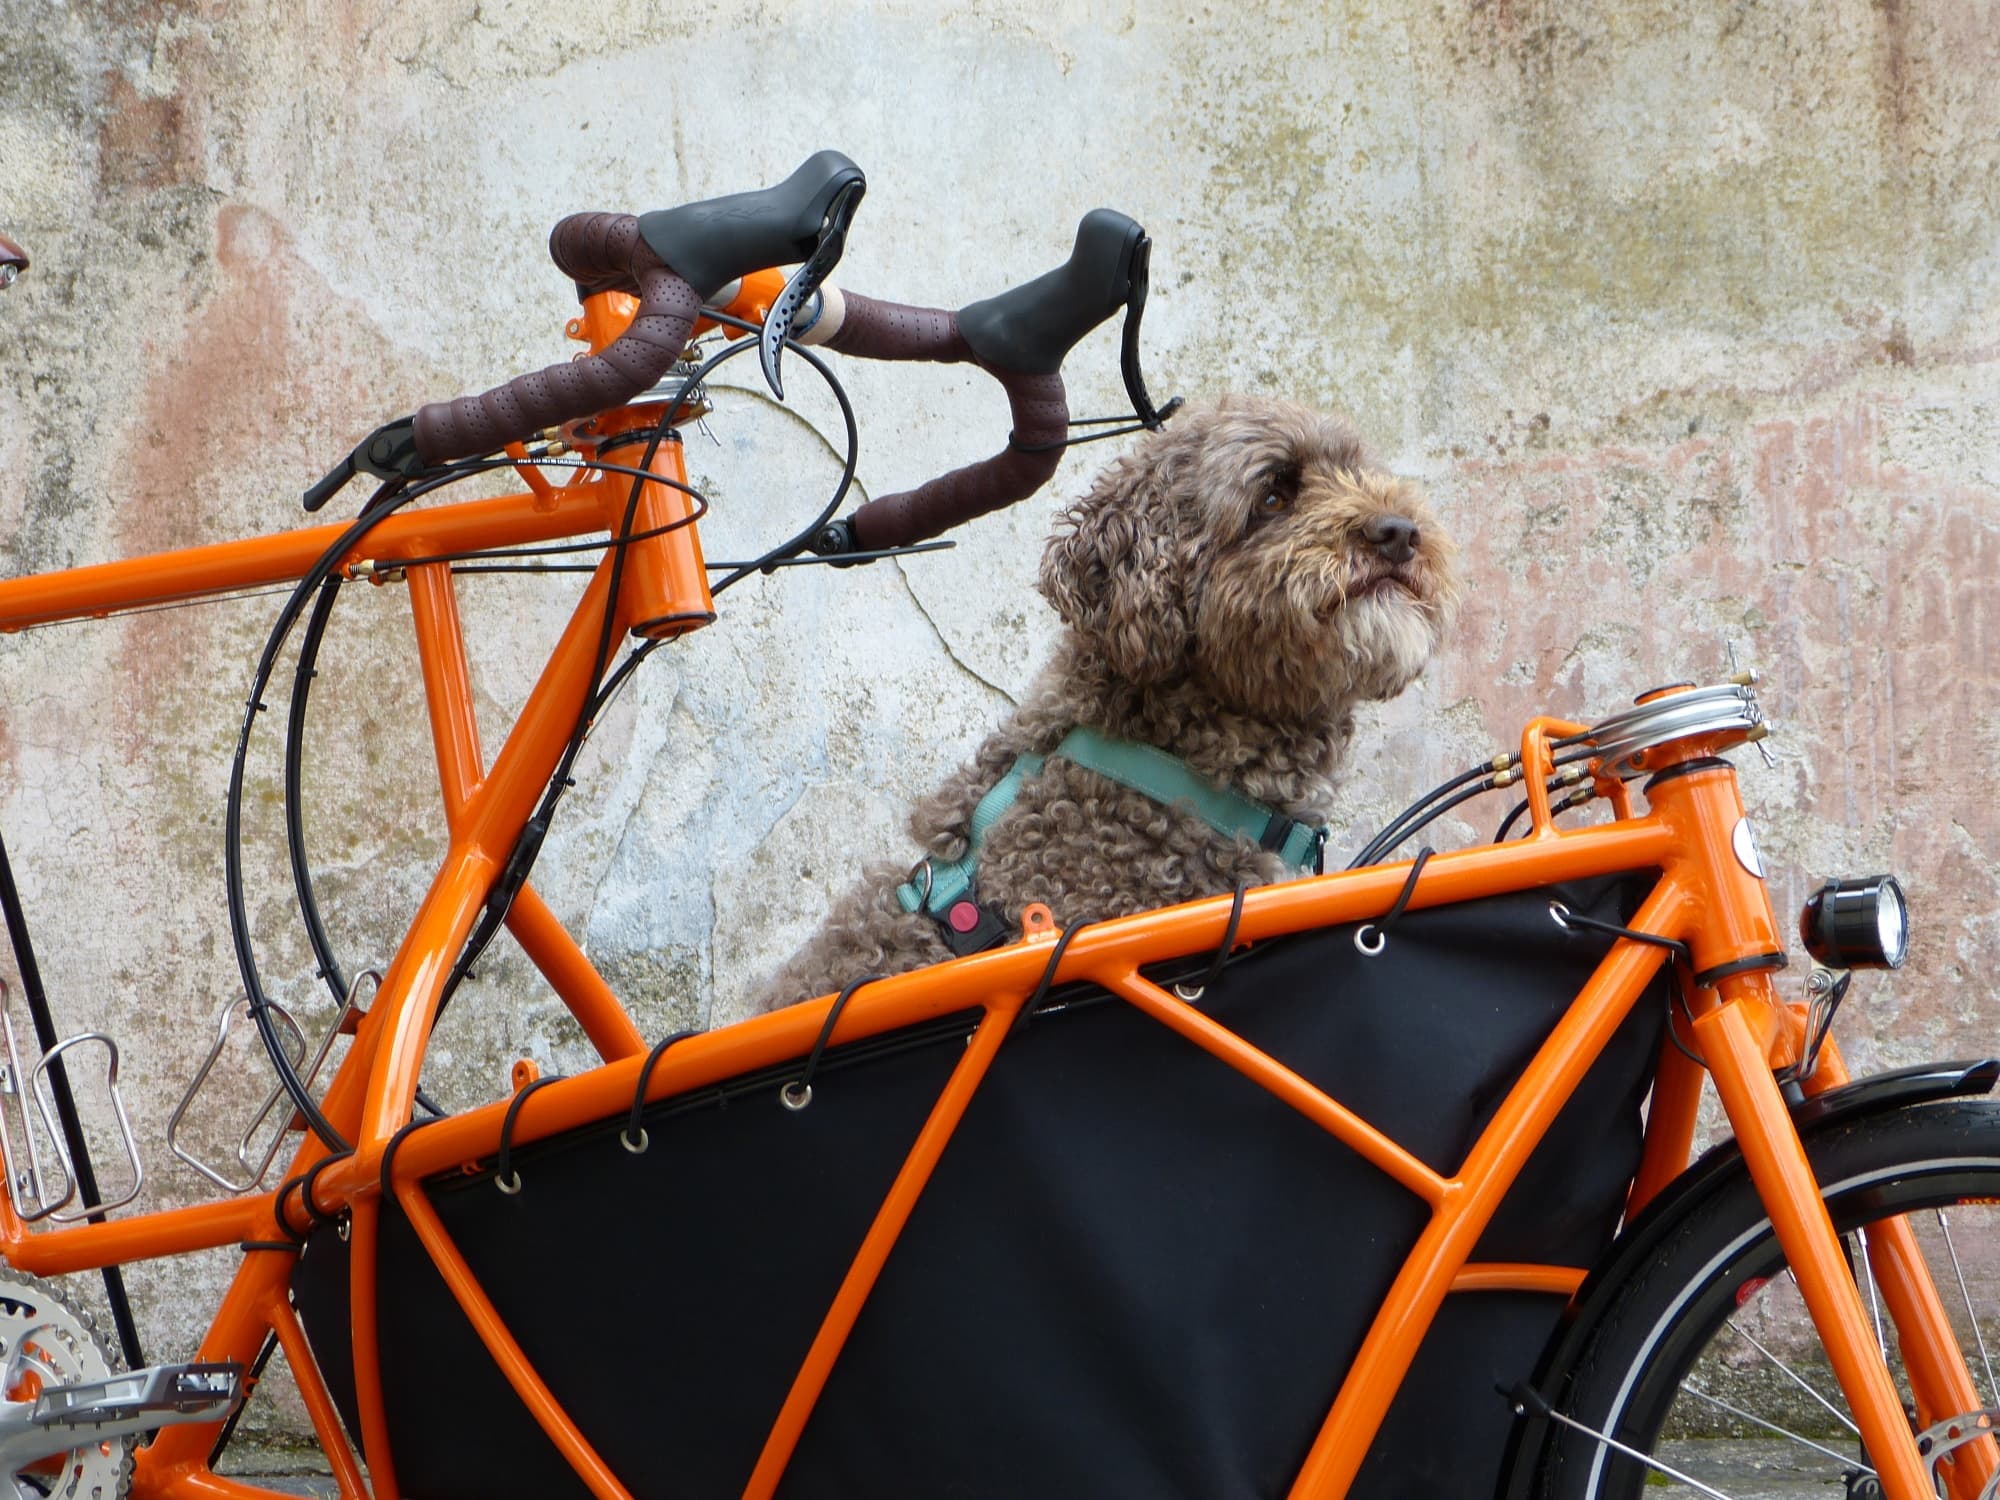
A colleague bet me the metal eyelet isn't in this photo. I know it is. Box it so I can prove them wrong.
[1172,983,1206,1002]
[495,1169,523,1195]
[1354,924,1386,957]
[780,1082,813,1111]
[620,1127,649,1155]
[1548,901,1573,930]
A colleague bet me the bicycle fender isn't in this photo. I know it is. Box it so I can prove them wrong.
[1492,1056,1999,1500]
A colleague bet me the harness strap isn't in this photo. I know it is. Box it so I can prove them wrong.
[895,752,1047,916]
[1052,727,1324,872]
[895,728,1324,922]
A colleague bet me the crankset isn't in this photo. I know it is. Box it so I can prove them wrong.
[0,1273,240,1499]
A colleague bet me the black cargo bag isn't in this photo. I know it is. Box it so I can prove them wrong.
[291,873,1667,1499]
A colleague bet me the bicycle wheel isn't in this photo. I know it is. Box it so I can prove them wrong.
[1530,1097,2000,1499]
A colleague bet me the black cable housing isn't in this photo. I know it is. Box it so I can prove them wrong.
[286,576,350,1012]
[430,320,859,1015]
[226,478,447,1152]
[256,315,858,1127]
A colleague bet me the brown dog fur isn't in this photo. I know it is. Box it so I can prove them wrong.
[753,394,1460,1010]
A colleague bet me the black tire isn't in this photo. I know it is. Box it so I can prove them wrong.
[1531,1098,2000,1498]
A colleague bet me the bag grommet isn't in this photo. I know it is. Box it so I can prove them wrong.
[780,1081,813,1111]
[620,1127,649,1154]
[1354,924,1386,957]
[495,1168,522,1196]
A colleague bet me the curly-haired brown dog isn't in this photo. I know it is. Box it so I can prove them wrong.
[754,394,1460,1010]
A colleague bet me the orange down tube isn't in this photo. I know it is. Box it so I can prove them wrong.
[348,1192,401,1500]
[405,553,644,1063]
[261,1287,370,1499]
[1623,983,1705,1218]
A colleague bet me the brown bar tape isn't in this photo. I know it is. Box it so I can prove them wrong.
[413,220,701,464]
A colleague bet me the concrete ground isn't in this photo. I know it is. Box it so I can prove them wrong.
[210,1442,340,1499]
[1614,1438,1873,1497]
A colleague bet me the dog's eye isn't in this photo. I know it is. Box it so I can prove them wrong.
[1255,467,1300,520]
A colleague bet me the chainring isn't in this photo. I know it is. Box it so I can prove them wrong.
[0,1274,128,1500]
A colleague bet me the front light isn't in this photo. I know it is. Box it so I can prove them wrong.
[1799,875,1908,970]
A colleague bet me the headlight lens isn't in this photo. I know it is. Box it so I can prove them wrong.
[1800,875,1908,970]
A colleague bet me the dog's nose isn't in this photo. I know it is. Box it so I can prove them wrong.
[1362,514,1420,564]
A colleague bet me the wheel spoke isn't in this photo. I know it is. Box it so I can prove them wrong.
[1722,1317,1864,1437]
[1938,1207,1998,1407]
[1535,1105,2000,1500]
[1537,1401,1740,1499]
[1857,1226,1888,1360]
[1679,1381,1877,1476]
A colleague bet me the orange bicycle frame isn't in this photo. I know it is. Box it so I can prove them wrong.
[0,280,1983,1500]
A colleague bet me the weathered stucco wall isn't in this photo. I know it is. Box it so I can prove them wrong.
[1,0,1996,1450]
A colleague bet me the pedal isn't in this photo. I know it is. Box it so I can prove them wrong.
[0,1362,239,1474]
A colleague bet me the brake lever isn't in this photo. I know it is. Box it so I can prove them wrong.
[760,176,866,400]
[1118,234,1182,431]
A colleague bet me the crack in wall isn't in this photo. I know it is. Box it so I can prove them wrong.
[705,377,1021,708]
[892,557,1020,708]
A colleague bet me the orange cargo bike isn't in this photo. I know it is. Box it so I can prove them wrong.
[0,155,1995,1500]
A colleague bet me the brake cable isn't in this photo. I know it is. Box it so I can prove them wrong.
[430,318,859,1014]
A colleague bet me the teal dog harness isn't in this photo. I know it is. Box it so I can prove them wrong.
[896,726,1326,955]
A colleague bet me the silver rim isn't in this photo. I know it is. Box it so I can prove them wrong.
[1576,1154,2000,1497]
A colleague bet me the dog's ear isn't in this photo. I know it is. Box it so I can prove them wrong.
[1038,449,1189,684]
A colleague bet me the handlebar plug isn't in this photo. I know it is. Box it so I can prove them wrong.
[807,517,873,566]
[760,175,866,400]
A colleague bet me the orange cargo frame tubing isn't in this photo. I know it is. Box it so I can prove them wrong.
[0,283,1979,1500]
